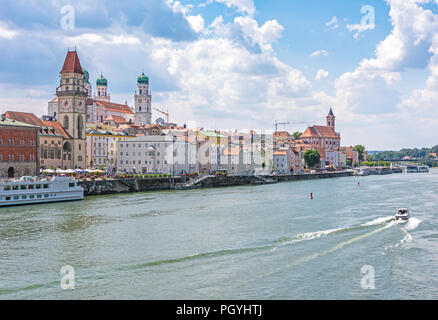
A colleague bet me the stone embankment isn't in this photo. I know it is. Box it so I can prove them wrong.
[79,171,354,196]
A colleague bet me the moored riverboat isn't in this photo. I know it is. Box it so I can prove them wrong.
[0,176,83,207]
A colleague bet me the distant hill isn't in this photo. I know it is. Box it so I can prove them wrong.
[371,146,438,160]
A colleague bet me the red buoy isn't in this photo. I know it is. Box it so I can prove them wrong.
[310,193,313,200]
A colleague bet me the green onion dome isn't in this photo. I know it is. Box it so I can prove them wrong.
[82,68,90,84]
[137,72,149,85]
[96,74,107,87]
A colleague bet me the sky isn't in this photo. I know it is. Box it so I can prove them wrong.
[1,0,438,150]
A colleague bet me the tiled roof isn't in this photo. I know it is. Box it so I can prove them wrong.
[5,111,44,126]
[61,51,83,74]
[0,117,39,128]
[301,125,338,139]
[95,100,134,114]
[301,126,320,138]
[314,126,338,138]
[274,151,287,156]
[41,120,71,139]
[104,115,127,124]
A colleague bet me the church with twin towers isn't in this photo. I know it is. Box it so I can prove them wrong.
[48,49,152,127]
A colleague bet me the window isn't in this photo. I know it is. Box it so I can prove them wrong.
[5,197,11,201]
[37,195,42,199]
[44,194,49,198]
[43,184,49,189]
[63,116,69,129]
[69,183,75,188]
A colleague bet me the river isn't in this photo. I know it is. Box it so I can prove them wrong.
[1,169,437,299]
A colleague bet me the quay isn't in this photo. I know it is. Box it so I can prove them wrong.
[79,171,355,197]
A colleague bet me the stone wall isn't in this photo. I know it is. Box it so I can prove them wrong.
[79,177,182,196]
[79,171,353,196]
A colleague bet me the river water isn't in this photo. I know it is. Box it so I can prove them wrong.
[1,169,437,299]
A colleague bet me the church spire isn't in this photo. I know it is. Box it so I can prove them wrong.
[327,107,335,131]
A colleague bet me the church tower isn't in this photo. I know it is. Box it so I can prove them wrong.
[95,74,110,102]
[82,68,92,98]
[56,50,87,169]
[134,72,152,125]
[326,107,335,131]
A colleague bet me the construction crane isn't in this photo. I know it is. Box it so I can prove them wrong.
[274,121,308,132]
[153,107,169,127]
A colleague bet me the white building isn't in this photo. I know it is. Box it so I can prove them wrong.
[86,129,135,171]
[273,150,289,174]
[117,135,198,175]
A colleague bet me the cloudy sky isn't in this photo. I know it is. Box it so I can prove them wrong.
[1,0,438,150]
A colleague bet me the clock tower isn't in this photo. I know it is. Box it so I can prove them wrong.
[56,50,87,169]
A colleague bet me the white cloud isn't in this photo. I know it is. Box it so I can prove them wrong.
[310,49,328,57]
[326,16,339,30]
[346,23,375,39]
[0,22,18,39]
[334,0,438,148]
[65,33,141,46]
[208,0,256,16]
[315,69,329,80]
[187,15,205,33]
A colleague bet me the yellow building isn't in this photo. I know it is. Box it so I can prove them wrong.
[86,129,135,172]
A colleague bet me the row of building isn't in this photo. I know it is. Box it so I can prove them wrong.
[0,50,363,178]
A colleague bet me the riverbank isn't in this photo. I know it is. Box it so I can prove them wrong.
[79,171,354,196]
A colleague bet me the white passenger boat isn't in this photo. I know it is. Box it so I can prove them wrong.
[417,166,430,173]
[354,167,370,176]
[395,208,410,222]
[0,176,83,207]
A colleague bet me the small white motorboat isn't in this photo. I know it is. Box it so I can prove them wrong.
[395,208,410,222]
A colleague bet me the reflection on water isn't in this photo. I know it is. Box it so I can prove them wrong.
[0,169,437,299]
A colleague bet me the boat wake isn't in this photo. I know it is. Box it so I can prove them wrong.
[124,216,398,272]
[403,217,422,231]
[276,216,394,246]
[384,218,421,252]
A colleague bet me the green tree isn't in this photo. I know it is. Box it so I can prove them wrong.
[293,132,302,140]
[353,145,366,164]
[304,149,320,169]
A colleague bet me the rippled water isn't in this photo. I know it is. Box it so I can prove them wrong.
[1,169,437,299]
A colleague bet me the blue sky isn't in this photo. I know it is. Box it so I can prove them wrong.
[1,0,438,150]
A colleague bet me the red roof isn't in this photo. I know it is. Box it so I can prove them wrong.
[95,100,134,114]
[301,125,338,139]
[104,115,127,124]
[5,111,44,126]
[5,111,72,139]
[41,120,72,139]
[61,51,83,74]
